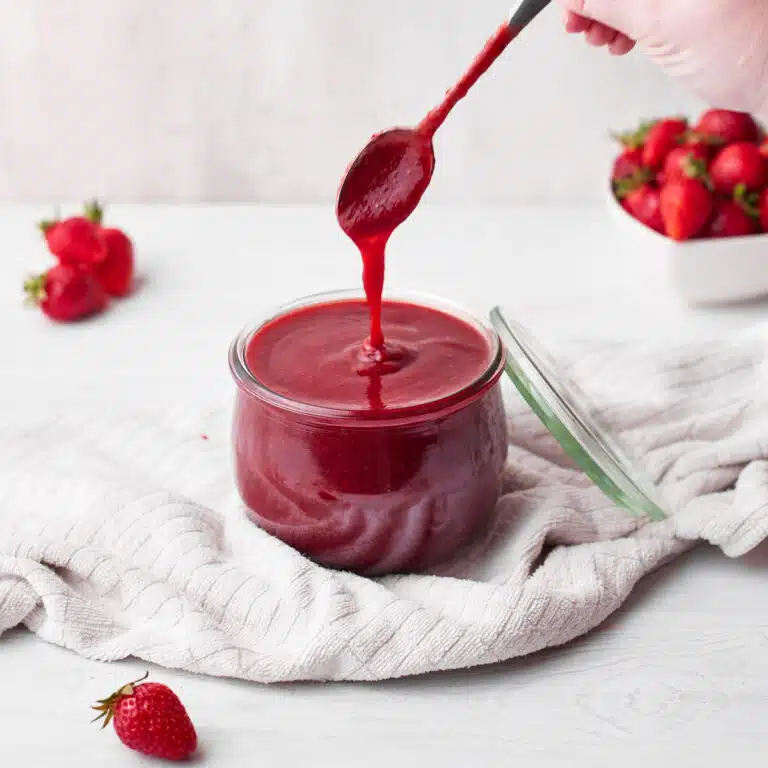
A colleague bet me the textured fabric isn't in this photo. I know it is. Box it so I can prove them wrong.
[0,329,766,682]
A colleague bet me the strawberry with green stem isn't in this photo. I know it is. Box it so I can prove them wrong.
[663,144,710,185]
[705,184,760,238]
[710,142,767,195]
[92,672,197,762]
[694,109,761,145]
[39,212,107,266]
[83,199,135,297]
[611,122,653,182]
[614,171,664,234]
[659,159,714,242]
[642,118,688,169]
[683,130,725,159]
[24,263,108,322]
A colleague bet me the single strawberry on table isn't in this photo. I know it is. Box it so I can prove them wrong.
[642,118,688,169]
[693,109,760,145]
[39,214,107,266]
[92,672,197,761]
[24,263,108,322]
[709,142,767,195]
[660,177,713,241]
[83,199,135,297]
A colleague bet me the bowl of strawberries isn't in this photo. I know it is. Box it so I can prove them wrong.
[608,109,768,306]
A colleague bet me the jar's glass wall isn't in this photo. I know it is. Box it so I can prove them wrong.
[230,290,508,576]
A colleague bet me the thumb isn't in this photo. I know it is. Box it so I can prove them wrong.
[555,0,642,38]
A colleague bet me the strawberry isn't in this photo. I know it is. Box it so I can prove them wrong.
[614,171,664,233]
[759,137,768,160]
[694,109,760,145]
[660,177,713,241]
[92,673,197,762]
[84,200,135,297]
[684,131,725,158]
[704,200,758,238]
[663,144,709,185]
[611,123,653,183]
[759,188,768,231]
[24,263,108,322]
[710,142,767,195]
[612,147,646,182]
[642,118,688,169]
[39,215,107,266]
[621,184,664,233]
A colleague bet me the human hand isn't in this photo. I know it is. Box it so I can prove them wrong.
[557,0,768,117]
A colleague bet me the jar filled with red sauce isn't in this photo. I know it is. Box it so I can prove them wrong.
[229,290,508,576]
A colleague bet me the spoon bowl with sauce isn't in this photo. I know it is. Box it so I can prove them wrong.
[336,128,435,244]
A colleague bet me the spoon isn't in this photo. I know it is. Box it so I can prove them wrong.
[336,0,552,243]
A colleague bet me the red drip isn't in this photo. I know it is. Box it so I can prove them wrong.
[360,234,386,349]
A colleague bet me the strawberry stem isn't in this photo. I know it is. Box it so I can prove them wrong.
[84,199,104,226]
[613,168,652,198]
[681,155,709,181]
[734,183,760,218]
[611,120,654,149]
[686,130,725,148]
[23,273,46,306]
[91,671,149,730]
[39,205,63,234]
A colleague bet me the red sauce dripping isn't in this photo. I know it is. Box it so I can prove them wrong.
[336,22,516,356]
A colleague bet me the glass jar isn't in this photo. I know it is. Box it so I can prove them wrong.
[229,290,508,576]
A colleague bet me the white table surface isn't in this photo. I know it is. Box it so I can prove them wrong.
[3,203,768,766]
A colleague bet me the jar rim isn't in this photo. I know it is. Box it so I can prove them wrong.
[229,288,505,425]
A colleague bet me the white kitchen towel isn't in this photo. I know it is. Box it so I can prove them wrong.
[0,327,767,682]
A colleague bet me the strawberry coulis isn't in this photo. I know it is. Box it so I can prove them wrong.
[235,24,514,574]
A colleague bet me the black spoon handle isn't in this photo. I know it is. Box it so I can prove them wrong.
[508,0,552,30]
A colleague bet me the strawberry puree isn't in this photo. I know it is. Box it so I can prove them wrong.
[231,22,517,575]
[232,296,507,575]
[245,299,491,412]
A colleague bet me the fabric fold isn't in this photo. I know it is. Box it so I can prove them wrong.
[0,329,765,682]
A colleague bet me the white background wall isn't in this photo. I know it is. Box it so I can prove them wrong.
[0,0,706,203]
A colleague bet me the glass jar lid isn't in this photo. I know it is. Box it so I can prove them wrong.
[490,307,667,521]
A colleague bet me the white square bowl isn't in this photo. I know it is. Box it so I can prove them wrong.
[606,181,768,306]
